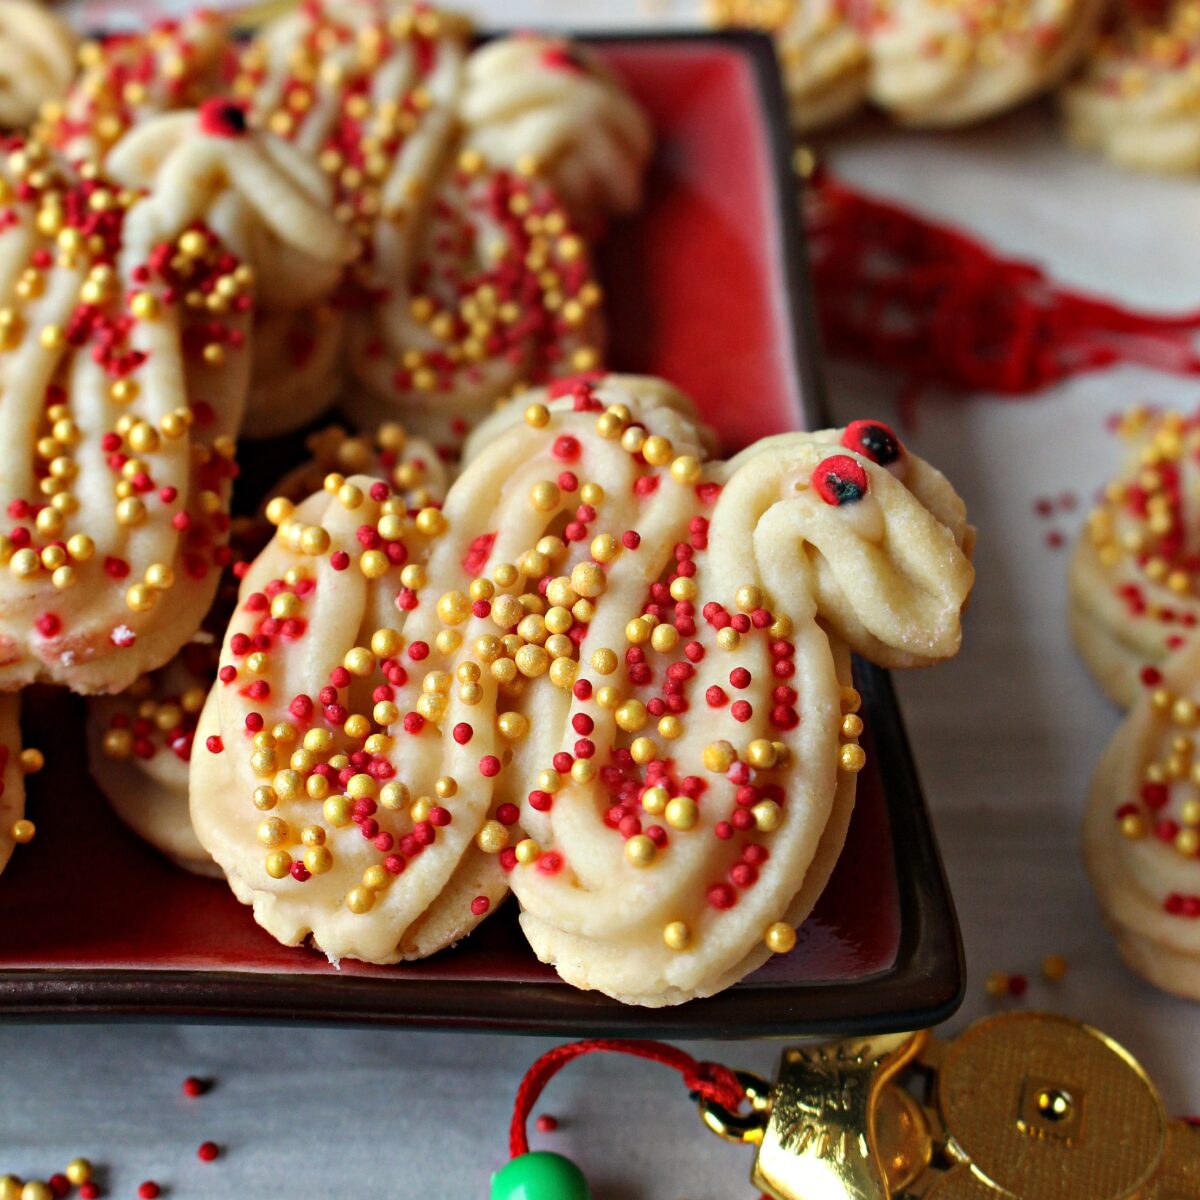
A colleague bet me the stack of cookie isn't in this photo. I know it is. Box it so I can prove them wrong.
[0,0,976,1006]
[715,0,1200,175]
[1073,410,1200,999]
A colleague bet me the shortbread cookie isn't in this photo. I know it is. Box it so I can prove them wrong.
[0,694,40,878]
[87,632,224,875]
[39,10,233,165]
[864,0,1106,126]
[0,0,76,129]
[1062,0,1200,173]
[709,0,869,131]
[493,385,974,1004]
[1084,638,1200,1000]
[1069,407,1200,708]
[233,3,650,449]
[273,423,447,512]
[191,375,973,1000]
[0,111,352,694]
[89,423,442,873]
[458,35,653,226]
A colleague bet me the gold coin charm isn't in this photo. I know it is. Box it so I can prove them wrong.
[935,1012,1167,1199]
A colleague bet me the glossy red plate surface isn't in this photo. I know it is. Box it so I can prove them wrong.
[0,32,962,1036]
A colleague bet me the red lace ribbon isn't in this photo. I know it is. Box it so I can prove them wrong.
[509,1038,745,1158]
[805,170,1200,406]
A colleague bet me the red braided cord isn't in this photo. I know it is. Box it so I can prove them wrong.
[806,170,1200,405]
[509,1038,746,1158]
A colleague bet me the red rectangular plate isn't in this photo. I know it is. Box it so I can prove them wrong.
[0,31,963,1037]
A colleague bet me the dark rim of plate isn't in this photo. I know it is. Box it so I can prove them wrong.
[0,28,964,1038]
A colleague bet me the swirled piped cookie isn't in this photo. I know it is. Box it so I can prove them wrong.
[864,0,1106,127]
[1061,0,1200,174]
[0,694,41,878]
[1069,407,1200,708]
[709,0,869,132]
[232,2,651,448]
[191,375,973,1001]
[1085,636,1200,999]
[485,382,974,1004]
[87,630,225,876]
[0,0,77,129]
[38,10,234,166]
[88,423,442,874]
[0,110,352,693]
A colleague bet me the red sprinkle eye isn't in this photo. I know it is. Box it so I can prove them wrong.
[198,98,250,138]
[841,420,902,466]
[812,455,869,506]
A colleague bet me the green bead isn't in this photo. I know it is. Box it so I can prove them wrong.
[490,1151,592,1200]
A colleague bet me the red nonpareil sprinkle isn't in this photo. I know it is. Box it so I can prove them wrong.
[1008,974,1028,998]
[452,722,473,745]
[1044,530,1064,549]
[330,550,350,571]
[1139,666,1162,687]
[471,895,490,916]
[138,1183,160,1199]
[48,1175,69,1198]
[622,530,641,549]
[535,1114,559,1133]
[80,1186,99,1200]
[205,736,223,754]
[479,755,501,777]
[197,1141,220,1162]
[183,1075,208,1097]
[34,612,62,638]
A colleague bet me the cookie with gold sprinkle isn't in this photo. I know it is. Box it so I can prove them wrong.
[484,381,973,1004]
[1085,635,1200,1000]
[864,0,1106,127]
[190,375,973,996]
[0,109,353,694]
[232,2,649,450]
[709,0,870,132]
[458,34,653,226]
[87,633,225,876]
[0,694,41,878]
[87,424,442,873]
[0,0,77,129]
[1069,407,1200,708]
[37,10,234,167]
[1062,0,1200,173]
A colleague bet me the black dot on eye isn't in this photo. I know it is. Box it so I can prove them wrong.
[842,420,901,466]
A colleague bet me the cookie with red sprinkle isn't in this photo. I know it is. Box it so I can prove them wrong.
[189,375,973,999]
[87,424,442,874]
[0,694,42,878]
[1069,407,1200,707]
[38,10,234,166]
[0,0,77,130]
[1061,0,1200,174]
[1085,634,1200,999]
[863,0,1106,127]
[474,378,973,1004]
[0,109,352,693]
[231,2,650,450]
[709,0,869,132]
